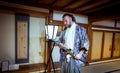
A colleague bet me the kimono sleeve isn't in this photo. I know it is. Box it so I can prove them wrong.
[80,27,89,52]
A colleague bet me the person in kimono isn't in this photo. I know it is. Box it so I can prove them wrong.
[58,13,89,73]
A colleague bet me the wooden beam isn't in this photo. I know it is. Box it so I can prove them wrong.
[0,5,49,17]
[89,11,120,22]
[49,5,85,15]
[77,0,110,11]
[0,0,86,15]
[48,9,53,24]
[52,20,63,26]
[64,0,90,9]
[84,0,120,14]
[50,0,58,7]
[62,0,77,9]
[73,0,91,11]
[88,2,120,22]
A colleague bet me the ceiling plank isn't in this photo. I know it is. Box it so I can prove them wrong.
[77,0,110,11]
[84,1,120,15]
[0,5,49,17]
[62,0,78,9]
[1,0,120,18]
[64,0,90,9]
[89,8,120,22]
[72,0,93,10]
[52,0,73,7]
[50,0,58,7]
[51,5,85,15]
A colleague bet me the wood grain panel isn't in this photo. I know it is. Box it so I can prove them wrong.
[17,21,28,59]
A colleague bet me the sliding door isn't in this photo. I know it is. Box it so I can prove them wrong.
[102,32,113,59]
[91,31,103,60]
[91,31,120,61]
[113,33,120,58]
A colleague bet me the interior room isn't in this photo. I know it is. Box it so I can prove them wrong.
[0,0,120,73]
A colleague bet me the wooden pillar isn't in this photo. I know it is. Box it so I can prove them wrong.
[86,16,92,65]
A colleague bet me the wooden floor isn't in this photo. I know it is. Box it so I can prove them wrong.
[81,60,120,73]
[1,60,120,73]
[1,62,61,73]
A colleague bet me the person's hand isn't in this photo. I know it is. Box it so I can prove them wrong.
[75,51,84,59]
[58,43,64,48]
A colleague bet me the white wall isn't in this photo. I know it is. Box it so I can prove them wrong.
[117,21,120,28]
[29,17,46,64]
[0,13,60,66]
[0,13,47,65]
[0,13,15,64]
[92,20,115,27]
[29,17,60,63]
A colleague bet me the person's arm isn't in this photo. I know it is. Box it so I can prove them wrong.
[75,27,89,60]
[57,28,67,49]
[56,30,66,52]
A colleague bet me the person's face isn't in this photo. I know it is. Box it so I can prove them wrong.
[63,16,72,27]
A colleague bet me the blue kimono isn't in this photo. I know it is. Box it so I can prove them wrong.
[58,24,89,73]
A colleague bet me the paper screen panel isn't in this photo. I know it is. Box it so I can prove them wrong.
[91,31,103,60]
[113,33,120,57]
[103,32,113,58]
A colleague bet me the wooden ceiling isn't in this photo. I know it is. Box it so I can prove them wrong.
[0,0,120,21]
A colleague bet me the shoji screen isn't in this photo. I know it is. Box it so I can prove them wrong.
[91,31,103,60]
[103,32,113,59]
[113,33,120,57]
